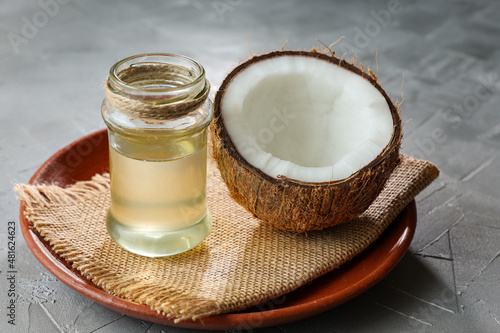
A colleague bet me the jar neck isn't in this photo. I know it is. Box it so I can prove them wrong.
[105,53,210,121]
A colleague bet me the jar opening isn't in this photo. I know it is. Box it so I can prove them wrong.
[108,53,207,102]
[104,53,211,122]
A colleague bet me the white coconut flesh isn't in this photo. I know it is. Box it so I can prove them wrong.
[221,55,394,183]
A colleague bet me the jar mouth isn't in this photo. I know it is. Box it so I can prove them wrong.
[108,53,207,100]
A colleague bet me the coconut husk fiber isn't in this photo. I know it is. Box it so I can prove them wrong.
[15,154,438,322]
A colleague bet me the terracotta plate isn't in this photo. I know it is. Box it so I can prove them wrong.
[19,129,417,330]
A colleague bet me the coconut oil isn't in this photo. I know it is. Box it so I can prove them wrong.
[109,145,207,231]
[102,53,213,257]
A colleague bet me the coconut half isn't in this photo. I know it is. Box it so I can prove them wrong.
[211,50,402,232]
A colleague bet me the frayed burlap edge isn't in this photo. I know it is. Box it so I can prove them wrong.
[15,155,439,322]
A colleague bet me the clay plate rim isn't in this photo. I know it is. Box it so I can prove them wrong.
[19,129,416,330]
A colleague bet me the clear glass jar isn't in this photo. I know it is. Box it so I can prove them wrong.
[101,53,213,257]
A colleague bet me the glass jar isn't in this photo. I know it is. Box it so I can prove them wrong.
[101,53,213,257]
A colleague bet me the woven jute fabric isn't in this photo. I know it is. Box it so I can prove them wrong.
[16,154,438,322]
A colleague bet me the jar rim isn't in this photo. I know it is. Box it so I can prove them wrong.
[108,53,206,94]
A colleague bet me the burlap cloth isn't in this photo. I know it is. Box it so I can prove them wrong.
[15,154,438,322]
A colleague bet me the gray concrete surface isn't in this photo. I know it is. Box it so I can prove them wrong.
[1,0,499,332]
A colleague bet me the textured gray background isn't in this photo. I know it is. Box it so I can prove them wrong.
[1,0,499,332]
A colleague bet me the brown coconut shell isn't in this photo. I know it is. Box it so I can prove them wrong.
[211,49,402,233]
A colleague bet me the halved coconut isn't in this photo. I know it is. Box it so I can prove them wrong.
[211,49,402,232]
